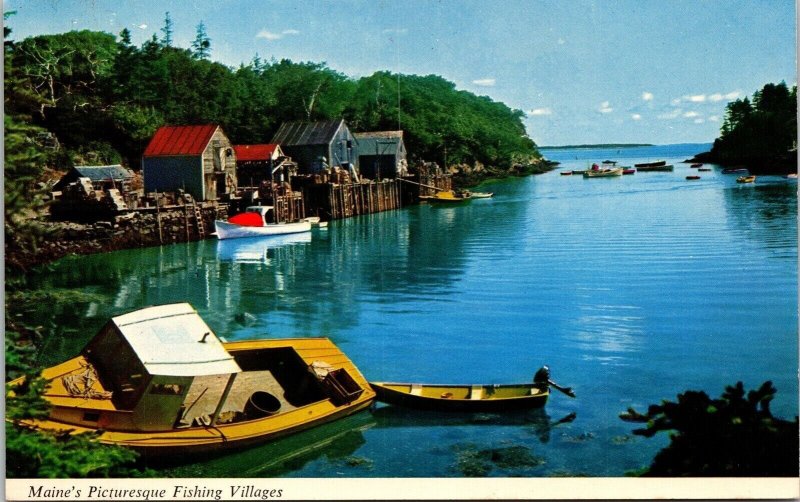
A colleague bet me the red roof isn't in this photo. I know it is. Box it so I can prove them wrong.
[143,125,219,157]
[233,144,279,162]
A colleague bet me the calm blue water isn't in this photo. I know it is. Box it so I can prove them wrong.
[22,143,798,477]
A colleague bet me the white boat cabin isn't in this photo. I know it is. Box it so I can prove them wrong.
[82,303,242,431]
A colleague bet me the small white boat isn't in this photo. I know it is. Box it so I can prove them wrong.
[470,192,494,199]
[214,206,311,240]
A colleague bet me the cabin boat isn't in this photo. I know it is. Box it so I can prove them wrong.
[419,190,471,202]
[634,160,667,168]
[8,303,375,457]
[736,175,756,183]
[214,206,311,240]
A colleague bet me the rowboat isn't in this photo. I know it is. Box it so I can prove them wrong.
[583,167,623,178]
[370,367,574,412]
[419,190,471,202]
[470,191,494,198]
[698,168,712,172]
[634,160,667,168]
[622,169,636,175]
[722,168,749,174]
[560,171,573,176]
[635,164,674,172]
[214,206,311,240]
[686,175,701,180]
[736,175,756,183]
[690,163,703,168]
[7,303,375,457]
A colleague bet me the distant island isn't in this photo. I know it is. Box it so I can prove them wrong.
[539,143,654,149]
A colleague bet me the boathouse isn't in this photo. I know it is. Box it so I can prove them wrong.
[270,119,358,176]
[142,124,237,201]
[353,131,408,179]
[233,144,297,187]
[53,164,134,193]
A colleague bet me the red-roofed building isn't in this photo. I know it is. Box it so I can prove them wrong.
[142,125,237,201]
[233,144,298,187]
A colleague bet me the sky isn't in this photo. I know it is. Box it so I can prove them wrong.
[5,0,797,146]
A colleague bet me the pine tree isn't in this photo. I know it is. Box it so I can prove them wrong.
[160,11,173,47]
[190,21,211,60]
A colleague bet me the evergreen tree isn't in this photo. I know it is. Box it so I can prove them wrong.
[160,11,174,47]
[190,21,211,60]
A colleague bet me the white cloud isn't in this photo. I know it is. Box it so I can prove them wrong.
[709,115,720,122]
[472,78,496,87]
[725,91,741,99]
[642,92,653,101]
[694,118,705,124]
[136,23,148,30]
[683,111,700,118]
[598,101,613,113]
[709,93,725,102]
[658,109,682,119]
[257,28,300,41]
[631,113,642,120]
[687,94,706,103]
[528,107,552,116]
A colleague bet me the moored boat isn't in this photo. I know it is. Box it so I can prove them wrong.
[370,367,574,412]
[214,206,311,240]
[419,190,471,202]
[634,160,667,168]
[584,167,623,178]
[7,303,375,457]
[622,168,636,175]
[470,191,494,198]
[560,171,573,176]
[736,175,756,183]
[636,164,674,172]
[722,168,749,174]
[698,168,712,172]
[686,175,701,180]
[691,163,703,168]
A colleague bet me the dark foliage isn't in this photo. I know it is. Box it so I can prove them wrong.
[620,381,799,476]
[707,82,797,173]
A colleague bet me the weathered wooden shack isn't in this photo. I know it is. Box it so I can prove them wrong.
[233,144,296,187]
[271,119,358,175]
[53,164,134,193]
[142,125,237,201]
[353,131,408,180]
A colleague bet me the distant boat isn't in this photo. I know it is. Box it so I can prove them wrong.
[571,170,587,175]
[214,206,312,240]
[634,160,667,168]
[698,168,712,172]
[690,163,703,168]
[736,175,756,183]
[419,190,471,203]
[584,167,623,178]
[561,171,573,176]
[636,164,674,172]
[784,173,798,179]
[722,168,749,174]
[470,192,494,199]
[622,168,636,175]
[686,175,701,180]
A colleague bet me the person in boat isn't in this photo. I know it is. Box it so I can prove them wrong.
[591,163,599,171]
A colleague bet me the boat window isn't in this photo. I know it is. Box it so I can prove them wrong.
[150,383,184,395]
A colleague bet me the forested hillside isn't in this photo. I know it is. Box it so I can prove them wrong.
[5,25,539,172]
[702,82,797,173]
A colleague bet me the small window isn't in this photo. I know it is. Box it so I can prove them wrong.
[83,412,100,422]
[150,383,184,395]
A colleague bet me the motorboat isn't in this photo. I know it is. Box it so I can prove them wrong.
[214,206,311,240]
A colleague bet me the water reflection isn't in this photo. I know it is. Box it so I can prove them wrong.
[722,182,798,253]
[161,410,375,477]
[216,233,312,263]
[370,405,577,444]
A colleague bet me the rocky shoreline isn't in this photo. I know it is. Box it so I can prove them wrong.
[688,150,797,175]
